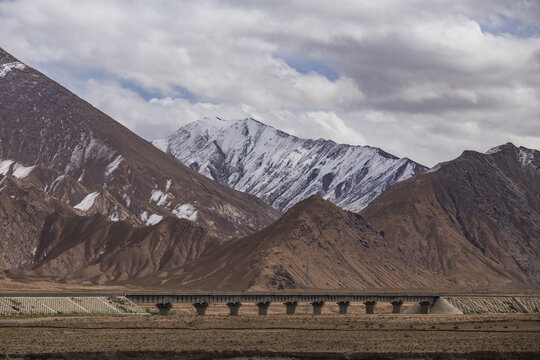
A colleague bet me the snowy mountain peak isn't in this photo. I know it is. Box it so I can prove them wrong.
[485,143,538,169]
[154,118,427,212]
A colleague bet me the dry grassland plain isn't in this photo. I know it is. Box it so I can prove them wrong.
[0,303,539,359]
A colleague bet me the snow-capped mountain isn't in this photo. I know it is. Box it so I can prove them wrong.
[153,117,427,212]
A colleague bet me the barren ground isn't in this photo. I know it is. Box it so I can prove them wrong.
[0,303,539,359]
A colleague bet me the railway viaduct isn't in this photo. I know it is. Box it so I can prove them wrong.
[125,292,438,315]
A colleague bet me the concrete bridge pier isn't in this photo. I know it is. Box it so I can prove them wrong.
[256,301,271,315]
[364,301,377,314]
[337,301,350,314]
[391,300,403,314]
[193,302,209,316]
[284,301,298,315]
[227,302,242,316]
[311,301,325,315]
[156,302,172,314]
[419,301,431,314]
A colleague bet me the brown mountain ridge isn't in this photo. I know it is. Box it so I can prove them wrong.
[362,143,540,288]
[165,195,450,291]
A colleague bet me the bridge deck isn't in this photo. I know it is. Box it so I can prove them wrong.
[124,292,438,304]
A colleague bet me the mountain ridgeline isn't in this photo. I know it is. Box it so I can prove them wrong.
[153,117,427,212]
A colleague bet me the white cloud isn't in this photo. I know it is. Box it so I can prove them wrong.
[1,0,539,166]
[304,111,366,145]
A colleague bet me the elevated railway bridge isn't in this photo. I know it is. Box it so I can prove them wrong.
[124,292,439,315]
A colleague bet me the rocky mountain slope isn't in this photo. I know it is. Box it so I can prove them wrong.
[362,143,540,288]
[0,158,216,283]
[168,196,447,291]
[153,117,427,212]
[0,47,280,245]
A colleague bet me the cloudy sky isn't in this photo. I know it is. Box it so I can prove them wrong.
[1,0,539,166]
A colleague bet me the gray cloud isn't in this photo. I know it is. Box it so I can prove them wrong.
[0,0,539,166]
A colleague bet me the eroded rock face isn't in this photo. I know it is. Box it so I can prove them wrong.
[0,47,281,239]
[153,117,427,212]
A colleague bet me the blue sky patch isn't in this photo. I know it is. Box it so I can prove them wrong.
[278,54,340,81]
[121,80,199,103]
[119,79,162,101]
[479,14,540,38]
[170,84,199,103]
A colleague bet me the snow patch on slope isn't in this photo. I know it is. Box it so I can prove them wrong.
[140,211,148,222]
[109,206,120,222]
[122,193,131,207]
[173,203,198,222]
[140,211,163,225]
[518,147,535,167]
[0,62,26,77]
[105,155,124,177]
[0,160,14,176]
[45,175,65,193]
[150,189,168,206]
[74,192,99,211]
[145,214,163,226]
[486,145,503,154]
[66,136,121,180]
[12,163,36,179]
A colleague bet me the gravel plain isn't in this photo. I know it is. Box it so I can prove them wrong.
[0,303,539,359]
